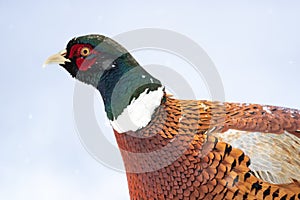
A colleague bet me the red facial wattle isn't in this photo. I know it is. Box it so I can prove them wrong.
[68,44,99,71]
[75,57,97,71]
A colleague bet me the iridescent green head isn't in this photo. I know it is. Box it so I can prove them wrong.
[44,34,163,120]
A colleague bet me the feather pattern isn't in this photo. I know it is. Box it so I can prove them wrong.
[114,94,300,199]
[215,130,300,184]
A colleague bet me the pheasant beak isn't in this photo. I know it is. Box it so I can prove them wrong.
[43,49,70,67]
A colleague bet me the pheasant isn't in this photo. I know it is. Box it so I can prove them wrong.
[44,34,300,200]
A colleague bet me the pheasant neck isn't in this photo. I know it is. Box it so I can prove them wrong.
[96,54,163,130]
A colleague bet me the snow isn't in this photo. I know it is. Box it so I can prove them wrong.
[263,106,272,114]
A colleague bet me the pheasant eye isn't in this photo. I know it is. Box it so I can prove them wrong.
[80,47,90,57]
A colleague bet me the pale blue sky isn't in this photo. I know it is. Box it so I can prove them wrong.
[1,1,300,199]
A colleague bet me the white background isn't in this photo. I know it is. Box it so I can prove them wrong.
[1,1,299,199]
